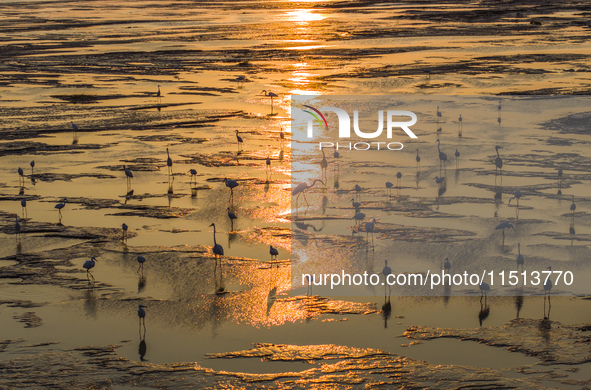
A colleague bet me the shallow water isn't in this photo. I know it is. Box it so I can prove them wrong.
[1,0,591,388]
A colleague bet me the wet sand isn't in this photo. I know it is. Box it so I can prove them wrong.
[1,0,591,388]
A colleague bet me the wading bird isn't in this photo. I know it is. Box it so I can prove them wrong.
[269,245,279,262]
[137,255,146,274]
[320,148,328,175]
[570,195,576,218]
[436,106,442,122]
[123,165,133,189]
[444,257,451,273]
[558,168,563,185]
[19,199,27,218]
[122,223,129,242]
[71,121,79,133]
[333,145,340,161]
[508,190,522,207]
[292,180,323,207]
[354,184,362,200]
[498,101,502,111]
[385,182,393,197]
[455,149,460,168]
[353,212,366,225]
[234,75,246,87]
[495,220,514,245]
[516,243,524,272]
[262,90,278,107]
[224,178,239,199]
[396,172,402,188]
[436,139,447,170]
[458,114,463,136]
[156,85,161,103]
[83,257,97,283]
[227,207,237,225]
[17,167,24,185]
[434,176,445,187]
[382,259,392,279]
[235,130,244,150]
[365,218,376,251]
[351,198,361,209]
[166,148,173,176]
[544,266,553,295]
[30,160,35,175]
[189,168,197,184]
[15,215,21,239]
[266,156,271,173]
[495,146,503,175]
[55,198,67,222]
[416,149,421,169]
[479,281,490,299]
[209,223,224,262]
[138,304,147,330]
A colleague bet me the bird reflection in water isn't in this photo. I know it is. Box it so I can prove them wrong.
[266,286,277,317]
[214,261,225,295]
[124,189,134,205]
[381,295,392,329]
[138,304,148,361]
[84,286,97,319]
[514,293,524,319]
[478,299,490,327]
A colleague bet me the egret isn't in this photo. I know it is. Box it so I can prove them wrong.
[17,167,24,185]
[498,101,502,111]
[71,121,79,133]
[123,165,133,189]
[235,130,244,150]
[543,266,552,295]
[365,218,376,251]
[17,200,27,219]
[189,168,197,184]
[458,114,463,131]
[351,198,361,209]
[508,190,522,207]
[436,106,442,121]
[455,149,460,168]
[234,75,246,87]
[156,85,161,103]
[261,90,278,107]
[495,146,503,175]
[30,160,35,175]
[382,259,392,279]
[434,176,445,187]
[292,179,323,207]
[55,198,67,222]
[270,245,279,262]
[396,172,402,188]
[137,255,146,274]
[209,223,224,261]
[227,207,237,221]
[516,243,524,271]
[385,182,393,197]
[479,281,490,299]
[570,195,576,215]
[266,156,271,172]
[333,145,340,160]
[416,149,421,169]
[444,257,451,273]
[224,178,239,199]
[495,220,514,244]
[353,212,365,225]
[138,304,147,331]
[436,139,447,170]
[83,257,97,283]
[166,148,173,176]
[122,223,129,241]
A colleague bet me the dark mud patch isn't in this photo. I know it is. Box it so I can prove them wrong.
[134,134,208,144]
[404,318,591,365]
[13,312,43,328]
[31,172,117,183]
[0,141,112,157]
[358,222,476,243]
[0,300,45,309]
[0,339,24,353]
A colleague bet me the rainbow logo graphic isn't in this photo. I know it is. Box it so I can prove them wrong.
[302,105,328,131]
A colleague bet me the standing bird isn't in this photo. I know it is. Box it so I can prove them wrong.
[227,207,237,223]
[71,121,79,133]
[189,168,197,184]
[508,190,522,207]
[444,257,451,273]
[385,182,393,197]
[436,106,442,122]
[55,198,67,222]
[166,148,173,176]
[156,85,161,103]
[266,156,271,173]
[354,184,362,200]
[495,220,514,245]
[122,223,129,242]
[455,149,460,168]
[479,281,490,299]
[436,139,447,170]
[495,146,503,175]
[382,259,392,279]
[15,215,21,239]
[543,266,553,295]
[235,130,244,151]
[516,243,524,272]
[396,172,402,188]
[558,169,563,185]
[292,179,323,207]
[570,195,576,215]
[416,149,421,169]
[83,257,97,283]
[20,199,27,218]
[261,90,278,107]
[353,212,366,225]
[209,223,224,261]
[351,198,361,209]
[365,218,376,251]
[137,255,146,274]
[138,304,147,331]
[224,178,239,200]
[458,114,463,137]
[270,245,279,262]
[279,126,285,146]
[434,176,445,187]
[17,167,24,185]
[320,148,328,175]
[498,101,502,111]
[123,165,133,189]
[30,160,35,175]
[333,145,340,161]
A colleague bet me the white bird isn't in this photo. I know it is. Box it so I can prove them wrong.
[516,243,524,271]
[543,266,553,295]
[479,281,490,298]
[509,190,522,206]
[495,221,514,242]
[210,223,224,260]
[292,180,323,206]
[83,257,97,282]
[137,255,146,273]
